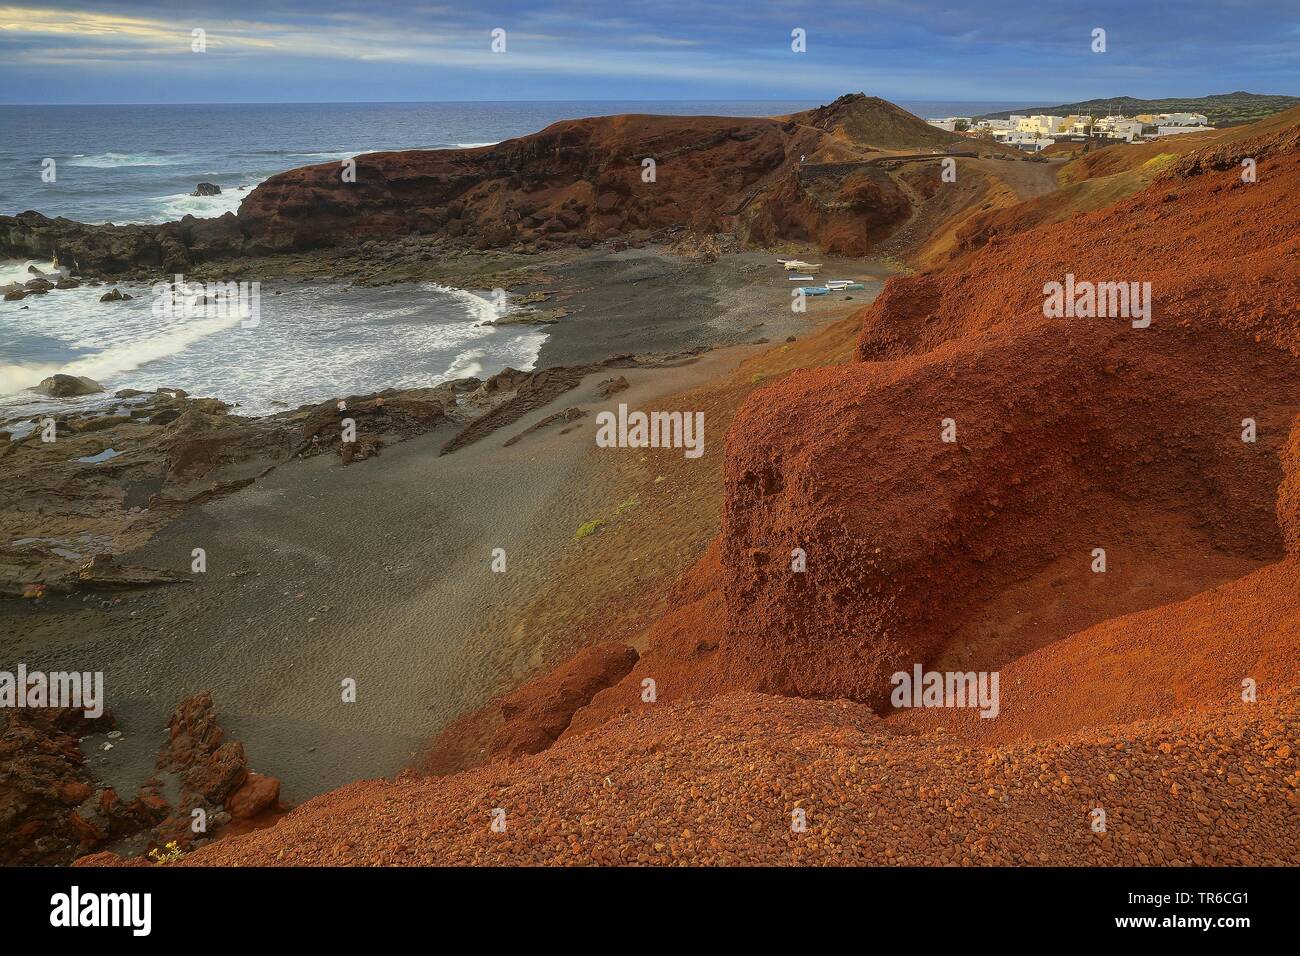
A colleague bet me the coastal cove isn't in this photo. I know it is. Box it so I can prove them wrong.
[3,76,1297,875]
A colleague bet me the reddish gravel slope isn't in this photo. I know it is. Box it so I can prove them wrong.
[100,691,1299,867]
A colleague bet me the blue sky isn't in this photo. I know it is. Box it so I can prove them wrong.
[1,1,1297,105]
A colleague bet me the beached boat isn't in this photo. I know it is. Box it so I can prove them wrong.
[787,274,815,281]
[799,286,830,296]
[783,260,822,272]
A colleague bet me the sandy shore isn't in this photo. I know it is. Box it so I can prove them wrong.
[1,243,890,806]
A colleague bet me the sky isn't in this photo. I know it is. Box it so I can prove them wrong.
[0,1,1297,105]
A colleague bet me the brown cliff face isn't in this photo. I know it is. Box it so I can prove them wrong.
[0,94,960,274]
[239,114,794,252]
[707,118,1300,707]
[236,96,946,255]
[543,113,1300,729]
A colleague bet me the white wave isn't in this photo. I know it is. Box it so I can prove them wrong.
[149,181,263,221]
[452,142,498,148]
[67,152,186,168]
[0,361,62,395]
[426,283,503,323]
[0,313,244,397]
[292,150,362,161]
[0,258,55,286]
[443,348,486,381]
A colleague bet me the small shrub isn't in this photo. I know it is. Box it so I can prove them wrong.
[148,840,183,865]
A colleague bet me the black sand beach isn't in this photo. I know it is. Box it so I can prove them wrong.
[1,243,889,823]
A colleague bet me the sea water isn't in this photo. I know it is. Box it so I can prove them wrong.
[0,100,1028,417]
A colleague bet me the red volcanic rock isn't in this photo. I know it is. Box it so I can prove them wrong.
[235,96,946,256]
[705,122,1300,707]
[0,95,958,271]
[226,772,281,820]
[171,691,1300,867]
[553,115,1300,724]
[489,642,639,759]
[237,114,794,253]
[182,741,249,805]
[159,689,227,771]
[159,691,251,809]
[1277,416,1300,557]
[0,707,117,865]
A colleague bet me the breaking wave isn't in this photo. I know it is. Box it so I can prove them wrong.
[67,152,187,168]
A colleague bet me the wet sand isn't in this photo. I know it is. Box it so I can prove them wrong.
[1,244,890,803]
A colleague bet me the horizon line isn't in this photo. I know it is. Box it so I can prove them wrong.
[0,96,1162,109]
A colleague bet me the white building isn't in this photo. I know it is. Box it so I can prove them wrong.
[1156,125,1214,137]
[992,130,1055,151]
[926,117,972,132]
[1157,112,1209,126]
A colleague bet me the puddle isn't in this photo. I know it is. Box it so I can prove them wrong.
[73,448,121,464]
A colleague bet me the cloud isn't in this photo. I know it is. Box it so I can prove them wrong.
[0,0,1295,103]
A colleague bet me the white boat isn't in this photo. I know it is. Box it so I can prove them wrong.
[783,260,822,272]
[788,274,815,281]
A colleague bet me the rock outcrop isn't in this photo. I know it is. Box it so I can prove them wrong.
[489,642,638,759]
[0,95,962,275]
[33,374,103,398]
[511,113,1300,743]
[0,707,132,865]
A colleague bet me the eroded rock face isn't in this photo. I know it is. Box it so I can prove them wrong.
[226,772,280,820]
[0,209,245,277]
[148,690,280,850]
[545,115,1300,730]
[33,374,103,398]
[0,95,953,273]
[1276,414,1300,557]
[0,707,126,865]
[709,121,1300,708]
[490,642,639,759]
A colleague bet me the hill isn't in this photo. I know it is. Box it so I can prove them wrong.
[979,91,1300,126]
[0,94,975,271]
[789,93,959,150]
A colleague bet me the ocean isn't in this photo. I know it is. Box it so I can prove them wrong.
[0,99,1032,417]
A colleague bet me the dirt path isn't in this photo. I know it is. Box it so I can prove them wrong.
[966,155,1065,199]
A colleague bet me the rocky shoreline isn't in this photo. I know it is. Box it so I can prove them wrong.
[1,689,280,866]
[1,93,968,863]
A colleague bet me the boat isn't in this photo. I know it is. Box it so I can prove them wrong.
[787,274,815,281]
[783,260,822,272]
[826,280,867,291]
[799,286,830,296]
